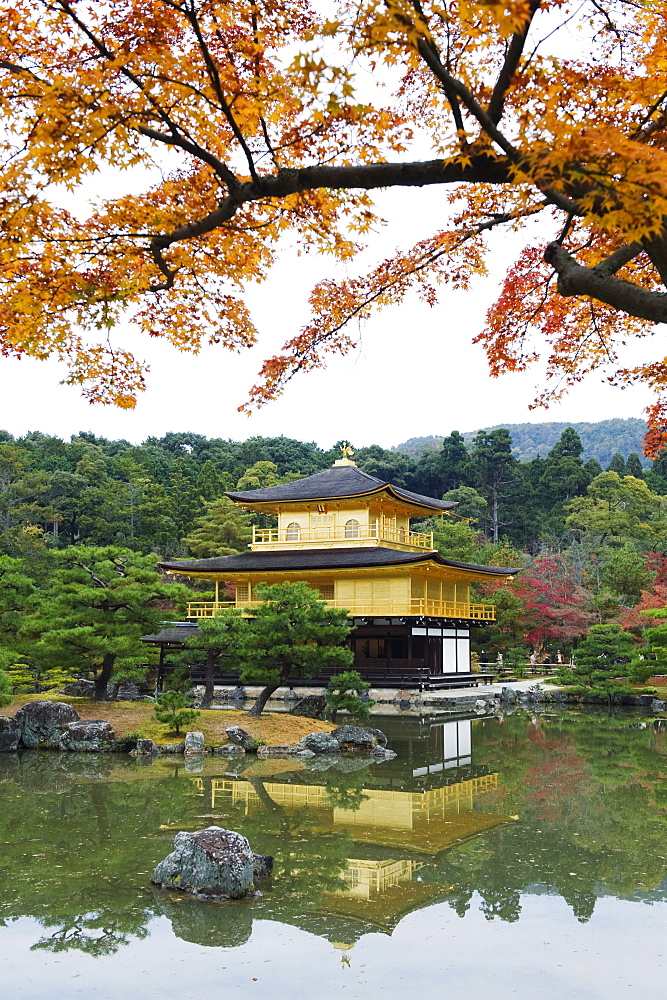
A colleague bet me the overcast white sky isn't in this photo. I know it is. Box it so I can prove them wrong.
[0,183,655,451]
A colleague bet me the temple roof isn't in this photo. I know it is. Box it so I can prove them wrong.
[141,623,200,644]
[226,464,457,513]
[160,547,519,576]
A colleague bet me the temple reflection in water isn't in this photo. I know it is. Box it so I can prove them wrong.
[190,716,516,943]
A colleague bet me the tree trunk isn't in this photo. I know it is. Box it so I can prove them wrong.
[246,682,280,717]
[492,489,499,543]
[247,668,289,717]
[94,653,116,701]
[201,649,217,710]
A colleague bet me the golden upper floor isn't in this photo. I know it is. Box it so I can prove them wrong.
[226,457,456,554]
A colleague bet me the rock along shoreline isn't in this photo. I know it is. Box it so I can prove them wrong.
[0,701,398,759]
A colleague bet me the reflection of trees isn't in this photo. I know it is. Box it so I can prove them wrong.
[432,715,667,924]
[233,775,354,910]
[0,755,201,954]
[31,917,149,956]
[2,716,667,953]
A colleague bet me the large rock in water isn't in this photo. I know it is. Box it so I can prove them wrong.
[151,826,270,899]
[0,716,21,752]
[296,731,340,754]
[15,701,80,748]
[59,719,116,752]
[330,725,386,752]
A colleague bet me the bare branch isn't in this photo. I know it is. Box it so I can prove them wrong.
[594,242,643,277]
[416,37,520,160]
[545,242,667,323]
[487,1,541,125]
[152,153,511,249]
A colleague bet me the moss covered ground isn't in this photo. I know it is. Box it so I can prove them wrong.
[2,693,333,746]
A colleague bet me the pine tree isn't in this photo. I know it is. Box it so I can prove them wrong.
[236,582,354,717]
[0,668,11,707]
[20,547,191,699]
[326,671,373,723]
[153,691,200,735]
[607,453,627,476]
[185,613,245,709]
[182,497,252,557]
[626,454,644,479]
[469,430,517,543]
[561,624,636,702]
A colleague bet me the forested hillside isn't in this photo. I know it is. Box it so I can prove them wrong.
[4,425,667,670]
[395,418,649,468]
[1,425,664,557]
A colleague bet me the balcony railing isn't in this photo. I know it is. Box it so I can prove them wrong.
[251,525,434,549]
[187,599,495,621]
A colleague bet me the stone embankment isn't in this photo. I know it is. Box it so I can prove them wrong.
[0,701,121,752]
[0,702,398,761]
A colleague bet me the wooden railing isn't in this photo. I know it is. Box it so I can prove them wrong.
[187,599,495,620]
[251,525,434,550]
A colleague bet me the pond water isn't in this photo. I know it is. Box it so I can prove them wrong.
[1,712,666,1000]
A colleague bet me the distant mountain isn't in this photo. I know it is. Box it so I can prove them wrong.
[393,418,650,468]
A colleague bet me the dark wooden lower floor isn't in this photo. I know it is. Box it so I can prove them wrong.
[144,616,485,691]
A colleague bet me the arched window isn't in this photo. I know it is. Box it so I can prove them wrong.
[344,518,360,539]
[286,521,301,541]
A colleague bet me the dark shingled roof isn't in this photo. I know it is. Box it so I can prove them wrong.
[160,548,519,576]
[226,464,456,512]
[141,623,200,644]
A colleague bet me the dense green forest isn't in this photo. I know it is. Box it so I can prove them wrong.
[3,425,667,682]
[396,418,650,468]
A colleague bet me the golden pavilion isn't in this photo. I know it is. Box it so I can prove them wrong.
[160,450,519,689]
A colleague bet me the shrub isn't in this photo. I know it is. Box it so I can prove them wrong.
[326,670,374,723]
[113,731,142,752]
[0,668,11,708]
[153,691,200,735]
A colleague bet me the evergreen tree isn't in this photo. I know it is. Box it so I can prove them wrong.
[184,613,245,709]
[235,461,280,491]
[566,473,667,548]
[633,612,667,683]
[0,444,52,552]
[0,554,36,645]
[196,460,224,502]
[182,497,253,557]
[20,547,191,699]
[469,429,517,542]
[560,624,636,701]
[235,582,354,716]
[625,453,644,479]
[168,457,202,538]
[533,429,593,536]
[607,452,627,476]
[354,445,415,487]
[413,430,470,497]
[442,486,487,522]
[601,547,655,605]
[585,458,603,478]
[153,690,200,735]
[0,554,37,675]
[0,668,11,707]
[326,670,373,722]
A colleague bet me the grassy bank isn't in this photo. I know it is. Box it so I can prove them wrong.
[3,693,333,747]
